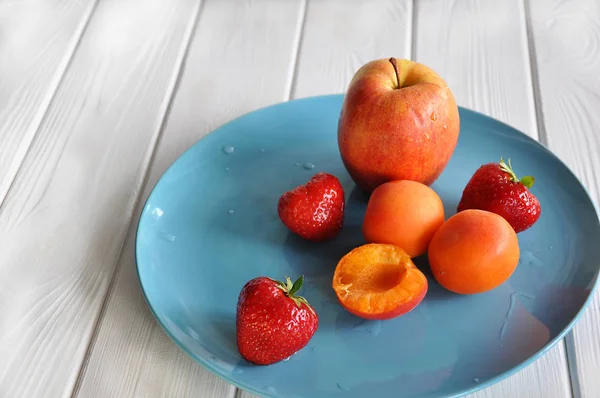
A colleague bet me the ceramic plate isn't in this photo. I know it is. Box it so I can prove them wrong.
[136,94,600,398]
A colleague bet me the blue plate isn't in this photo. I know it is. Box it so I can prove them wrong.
[136,94,600,398]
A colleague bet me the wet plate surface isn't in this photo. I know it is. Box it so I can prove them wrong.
[136,94,600,398]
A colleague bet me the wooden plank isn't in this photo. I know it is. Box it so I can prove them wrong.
[414,1,572,397]
[0,0,96,205]
[528,0,600,396]
[0,0,201,397]
[73,0,307,397]
[414,0,538,136]
[293,0,412,99]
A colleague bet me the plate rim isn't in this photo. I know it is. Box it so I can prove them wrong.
[134,93,600,398]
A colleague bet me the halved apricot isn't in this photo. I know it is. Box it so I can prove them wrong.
[332,243,428,320]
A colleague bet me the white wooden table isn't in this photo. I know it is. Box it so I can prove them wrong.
[1,0,599,397]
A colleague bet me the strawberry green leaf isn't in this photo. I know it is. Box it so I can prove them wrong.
[285,276,294,291]
[289,275,304,297]
[275,275,314,314]
[499,157,535,188]
[520,176,535,188]
[499,157,519,183]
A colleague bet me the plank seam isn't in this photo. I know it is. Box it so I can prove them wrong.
[564,338,581,398]
[0,0,100,211]
[234,387,245,398]
[286,0,308,101]
[410,0,417,60]
[523,0,576,396]
[522,0,548,145]
[68,1,206,396]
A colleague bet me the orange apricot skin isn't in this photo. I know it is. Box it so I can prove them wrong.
[332,243,428,320]
[339,280,428,321]
[428,209,520,294]
[362,180,445,258]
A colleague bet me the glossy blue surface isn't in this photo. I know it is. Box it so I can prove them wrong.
[136,94,600,398]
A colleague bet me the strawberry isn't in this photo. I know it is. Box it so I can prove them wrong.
[236,275,318,365]
[457,158,541,233]
[278,172,345,241]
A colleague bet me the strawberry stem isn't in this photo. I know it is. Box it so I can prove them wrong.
[273,275,316,315]
[499,157,535,188]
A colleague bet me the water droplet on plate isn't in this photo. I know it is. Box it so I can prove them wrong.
[499,292,535,339]
[227,209,234,215]
[222,145,235,154]
[151,208,164,219]
[186,327,199,340]
[473,378,480,383]
[225,167,230,171]
[499,321,508,340]
[295,162,301,167]
[303,162,315,170]
[519,250,543,267]
[161,233,176,242]
[260,148,265,153]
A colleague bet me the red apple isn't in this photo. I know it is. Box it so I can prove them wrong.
[337,57,460,192]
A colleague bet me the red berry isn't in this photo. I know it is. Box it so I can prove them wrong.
[278,172,345,241]
[236,275,318,365]
[457,158,541,233]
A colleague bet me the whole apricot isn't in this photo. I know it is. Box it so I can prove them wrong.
[362,180,445,257]
[428,209,520,294]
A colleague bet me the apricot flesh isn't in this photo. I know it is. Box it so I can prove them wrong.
[428,209,520,294]
[362,180,445,258]
[332,243,428,320]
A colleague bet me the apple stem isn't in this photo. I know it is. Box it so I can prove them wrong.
[389,57,400,89]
